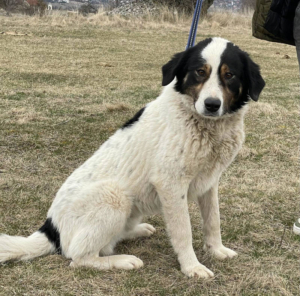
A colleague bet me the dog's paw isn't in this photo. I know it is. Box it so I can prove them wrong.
[134,223,156,237]
[182,264,214,279]
[111,255,144,270]
[69,254,143,270]
[204,244,238,260]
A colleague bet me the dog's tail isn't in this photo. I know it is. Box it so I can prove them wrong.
[0,220,58,263]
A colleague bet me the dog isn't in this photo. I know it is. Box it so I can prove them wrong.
[0,37,265,279]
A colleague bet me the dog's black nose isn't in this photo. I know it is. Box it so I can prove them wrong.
[204,98,221,113]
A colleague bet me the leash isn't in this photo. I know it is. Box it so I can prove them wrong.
[186,0,204,49]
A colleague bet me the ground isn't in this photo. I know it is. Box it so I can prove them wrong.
[0,11,299,296]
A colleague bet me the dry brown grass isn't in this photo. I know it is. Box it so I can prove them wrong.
[0,10,299,296]
[0,7,254,31]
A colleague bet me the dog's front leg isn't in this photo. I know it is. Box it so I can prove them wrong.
[155,182,214,279]
[197,182,238,260]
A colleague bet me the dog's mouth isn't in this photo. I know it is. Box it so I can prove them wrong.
[204,111,219,116]
[201,110,222,119]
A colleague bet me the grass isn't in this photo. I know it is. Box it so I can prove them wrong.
[0,10,299,296]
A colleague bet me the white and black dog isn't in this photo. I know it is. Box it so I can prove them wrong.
[0,37,265,279]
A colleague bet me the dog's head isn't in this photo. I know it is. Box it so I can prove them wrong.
[162,37,265,118]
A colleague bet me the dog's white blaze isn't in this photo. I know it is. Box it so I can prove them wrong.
[195,37,229,116]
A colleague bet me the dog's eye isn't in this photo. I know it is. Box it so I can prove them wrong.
[225,72,233,79]
[196,69,206,77]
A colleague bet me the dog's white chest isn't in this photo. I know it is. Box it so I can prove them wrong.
[186,125,244,199]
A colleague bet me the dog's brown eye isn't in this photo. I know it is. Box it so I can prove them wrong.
[225,72,233,79]
[196,69,206,77]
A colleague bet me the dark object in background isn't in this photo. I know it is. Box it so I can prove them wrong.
[79,2,98,15]
[252,0,299,46]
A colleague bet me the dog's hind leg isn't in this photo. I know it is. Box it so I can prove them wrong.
[123,223,156,240]
[100,206,155,256]
[66,181,143,270]
[123,205,156,240]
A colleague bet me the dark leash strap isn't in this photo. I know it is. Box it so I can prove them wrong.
[186,0,204,49]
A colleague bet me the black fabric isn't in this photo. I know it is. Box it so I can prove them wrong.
[264,0,300,45]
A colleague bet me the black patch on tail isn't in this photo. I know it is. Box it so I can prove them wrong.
[122,107,145,129]
[39,218,61,254]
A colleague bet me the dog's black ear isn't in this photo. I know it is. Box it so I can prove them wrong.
[162,51,185,86]
[243,53,265,101]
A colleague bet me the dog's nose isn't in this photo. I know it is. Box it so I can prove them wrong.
[204,98,221,113]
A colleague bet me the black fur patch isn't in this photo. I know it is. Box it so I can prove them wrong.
[39,218,61,254]
[122,107,145,129]
[219,43,265,112]
[162,38,212,90]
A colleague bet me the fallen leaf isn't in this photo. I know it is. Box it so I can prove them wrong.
[1,31,32,36]
[99,62,114,67]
